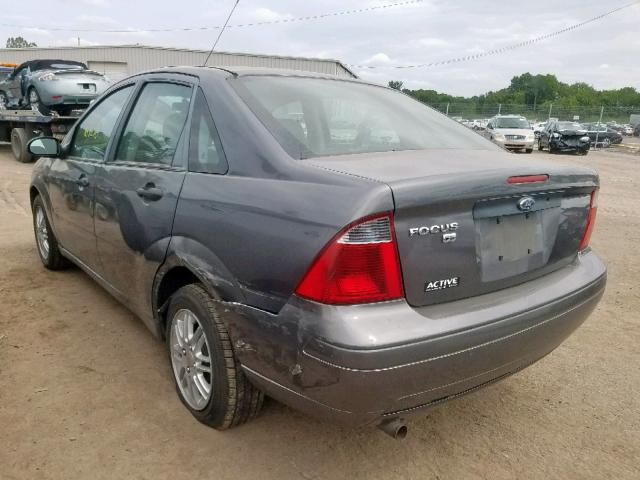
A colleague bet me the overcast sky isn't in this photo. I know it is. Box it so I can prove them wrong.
[2,0,639,96]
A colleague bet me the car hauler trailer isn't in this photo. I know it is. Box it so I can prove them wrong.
[0,110,78,163]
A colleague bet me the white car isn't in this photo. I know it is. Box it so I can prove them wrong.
[485,115,536,153]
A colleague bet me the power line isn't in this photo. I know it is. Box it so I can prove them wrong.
[203,0,240,66]
[349,1,638,69]
[0,0,424,33]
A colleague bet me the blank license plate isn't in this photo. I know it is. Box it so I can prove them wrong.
[476,212,545,282]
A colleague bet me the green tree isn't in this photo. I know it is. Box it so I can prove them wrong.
[388,80,404,90]
[6,36,37,48]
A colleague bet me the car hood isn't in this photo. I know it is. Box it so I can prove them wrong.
[494,128,534,136]
[558,129,588,136]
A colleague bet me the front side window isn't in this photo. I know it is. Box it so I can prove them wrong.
[115,82,192,165]
[188,89,227,174]
[69,85,133,161]
[234,76,491,159]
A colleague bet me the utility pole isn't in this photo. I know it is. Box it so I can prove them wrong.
[548,103,553,120]
[498,103,502,115]
[77,36,80,46]
[445,103,449,116]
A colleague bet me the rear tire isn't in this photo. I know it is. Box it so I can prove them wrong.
[32,195,70,270]
[28,87,51,116]
[525,148,533,154]
[10,127,33,163]
[166,284,264,429]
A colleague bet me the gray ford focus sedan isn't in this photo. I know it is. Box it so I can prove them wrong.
[28,67,606,437]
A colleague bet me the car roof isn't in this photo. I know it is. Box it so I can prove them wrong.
[18,59,87,71]
[140,65,367,84]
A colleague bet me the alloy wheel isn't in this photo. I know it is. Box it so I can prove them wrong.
[35,205,50,260]
[169,308,213,410]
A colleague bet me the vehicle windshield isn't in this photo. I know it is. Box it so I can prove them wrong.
[234,76,492,159]
[494,117,530,129]
[557,122,584,131]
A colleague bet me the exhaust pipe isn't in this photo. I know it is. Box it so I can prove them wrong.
[377,418,408,439]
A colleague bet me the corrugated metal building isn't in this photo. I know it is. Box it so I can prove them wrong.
[0,45,356,81]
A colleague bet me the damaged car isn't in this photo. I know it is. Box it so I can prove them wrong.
[0,59,110,115]
[538,120,591,155]
[27,68,606,437]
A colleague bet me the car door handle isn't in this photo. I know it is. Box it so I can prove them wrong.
[75,174,90,188]
[136,184,163,201]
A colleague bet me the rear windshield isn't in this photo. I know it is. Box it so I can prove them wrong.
[494,117,530,129]
[234,76,492,159]
[48,63,86,70]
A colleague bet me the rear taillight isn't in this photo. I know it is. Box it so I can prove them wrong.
[579,189,598,251]
[295,213,404,305]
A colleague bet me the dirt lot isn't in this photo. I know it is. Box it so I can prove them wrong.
[0,144,638,480]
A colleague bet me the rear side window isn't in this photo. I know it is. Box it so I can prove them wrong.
[188,88,227,174]
[69,85,133,161]
[115,82,192,165]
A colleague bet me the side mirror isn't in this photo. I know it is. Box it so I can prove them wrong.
[28,137,61,157]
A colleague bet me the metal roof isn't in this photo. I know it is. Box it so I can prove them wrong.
[0,44,357,78]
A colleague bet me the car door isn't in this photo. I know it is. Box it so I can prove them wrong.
[46,84,135,272]
[93,76,193,318]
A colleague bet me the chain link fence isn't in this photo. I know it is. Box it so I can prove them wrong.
[426,103,640,124]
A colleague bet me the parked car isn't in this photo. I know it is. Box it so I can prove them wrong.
[532,121,548,139]
[485,115,535,153]
[635,124,640,137]
[622,124,634,136]
[0,59,110,115]
[27,67,606,436]
[583,123,624,147]
[538,121,591,154]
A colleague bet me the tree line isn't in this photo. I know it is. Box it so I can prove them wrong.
[389,73,640,110]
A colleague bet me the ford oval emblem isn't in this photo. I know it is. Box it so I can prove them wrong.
[517,196,536,211]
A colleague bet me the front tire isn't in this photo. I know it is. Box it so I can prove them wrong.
[166,284,263,429]
[32,195,70,270]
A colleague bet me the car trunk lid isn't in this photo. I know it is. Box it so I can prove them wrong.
[306,149,598,307]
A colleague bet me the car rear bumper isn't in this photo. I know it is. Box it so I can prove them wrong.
[44,94,98,106]
[230,251,606,427]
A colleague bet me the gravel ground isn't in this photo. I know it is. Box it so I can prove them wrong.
[0,144,638,480]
